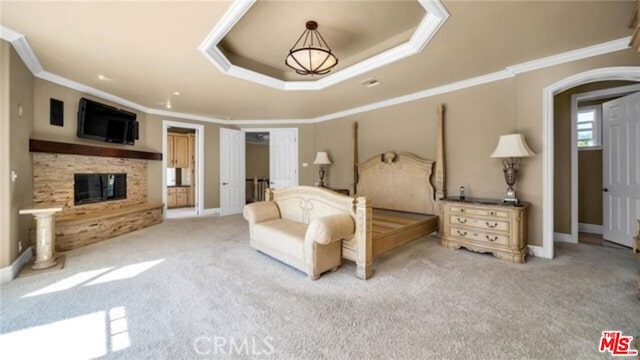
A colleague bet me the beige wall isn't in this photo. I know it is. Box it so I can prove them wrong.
[0,41,34,268]
[32,79,150,149]
[315,79,516,197]
[316,49,639,247]
[578,149,603,225]
[246,143,269,179]
[552,80,637,233]
[1,41,12,268]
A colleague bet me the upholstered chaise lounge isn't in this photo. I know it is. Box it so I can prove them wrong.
[243,186,360,280]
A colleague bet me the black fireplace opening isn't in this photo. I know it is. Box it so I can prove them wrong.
[74,173,127,205]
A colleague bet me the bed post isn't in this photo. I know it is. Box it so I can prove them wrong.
[352,121,359,196]
[354,196,372,280]
[435,104,446,203]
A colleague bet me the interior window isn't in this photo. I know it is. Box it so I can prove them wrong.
[577,106,601,149]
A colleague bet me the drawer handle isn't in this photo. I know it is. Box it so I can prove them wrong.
[457,218,467,224]
[456,230,467,236]
[460,208,464,213]
[489,211,495,216]
[485,235,498,242]
[485,222,498,228]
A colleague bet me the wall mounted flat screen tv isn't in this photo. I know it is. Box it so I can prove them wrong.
[77,98,138,145]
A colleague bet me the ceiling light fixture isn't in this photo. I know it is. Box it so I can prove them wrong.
[285,21,338,76]
[172,91,181,96]
[97,74,111,81]
[165,102,172,109]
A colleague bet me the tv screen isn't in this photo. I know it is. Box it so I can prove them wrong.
[77,98,137,145]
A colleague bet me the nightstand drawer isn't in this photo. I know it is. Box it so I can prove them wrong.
[450,227,510,246]
[450,215,510,232]
[449,206,508,218]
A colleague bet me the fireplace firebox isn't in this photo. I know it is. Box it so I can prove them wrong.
[74,173,127,205]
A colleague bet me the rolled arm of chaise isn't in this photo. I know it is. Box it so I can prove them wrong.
[305,214,355,245]
[243,201,281,226]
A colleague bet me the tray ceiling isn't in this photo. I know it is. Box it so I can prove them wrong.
[0,1,636,121]
[200,0,446,90]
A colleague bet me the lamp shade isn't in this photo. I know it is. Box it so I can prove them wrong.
[491,134,536,158]
[285,21,338,76]
[313,152,332,165]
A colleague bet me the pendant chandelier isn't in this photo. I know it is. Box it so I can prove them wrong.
[285,21,338,76]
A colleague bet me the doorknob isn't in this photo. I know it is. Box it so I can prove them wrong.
[602,188,609,192]
[222,182,229,186]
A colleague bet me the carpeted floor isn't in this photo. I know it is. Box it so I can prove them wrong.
[1,215,638,359]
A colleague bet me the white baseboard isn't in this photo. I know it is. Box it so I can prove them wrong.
[527,245,545,258]
[554,232,576,244]
[201,208,220,216]
[0,246,32,284]
[578,223,603,235]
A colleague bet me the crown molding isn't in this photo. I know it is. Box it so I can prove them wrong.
[1,25,632,126]
[312,70,515,123]
[199,0,450,91]
[38,71,149,113]
[506,37,632,75]
[1,25,42,74]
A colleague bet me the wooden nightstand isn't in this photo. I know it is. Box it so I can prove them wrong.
[441,198,529,263]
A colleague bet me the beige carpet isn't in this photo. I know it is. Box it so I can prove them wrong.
[1,215,638,359]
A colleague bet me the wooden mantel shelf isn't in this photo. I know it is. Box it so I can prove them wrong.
[29,139,162,161]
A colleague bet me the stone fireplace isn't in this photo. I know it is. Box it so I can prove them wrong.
[33,153,147,215]
[74,173,127,205]
[30,139,163,250]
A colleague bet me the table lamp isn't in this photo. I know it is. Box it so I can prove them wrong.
[491,134,535,204]
[313,152,332,187]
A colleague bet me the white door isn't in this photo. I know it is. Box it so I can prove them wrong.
[269,129,298,189]
[602,92,640,247]
[220,128,245,215]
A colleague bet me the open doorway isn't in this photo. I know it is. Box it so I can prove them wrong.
[245,132,270,203]
[219,127,298,215]
[541,67,640,259]
[570,84,640,248]
[162,121,205,219]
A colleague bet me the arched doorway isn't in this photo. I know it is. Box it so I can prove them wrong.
[541,66,640,259]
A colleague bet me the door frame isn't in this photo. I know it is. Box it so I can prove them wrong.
[162,120,205,218]
[568,84,640,243]
[241,127,299,187]
[541,66,640,259]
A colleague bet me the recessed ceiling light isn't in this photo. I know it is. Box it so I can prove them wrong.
[360,78,380,88]
[172,91,181,96]
[97,74,111,81]
[165,102,172,109]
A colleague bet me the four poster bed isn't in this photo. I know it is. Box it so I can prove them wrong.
[341,104,447,279]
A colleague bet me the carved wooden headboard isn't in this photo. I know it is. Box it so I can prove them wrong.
[358,152,436,214]
[351,104,446,215]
